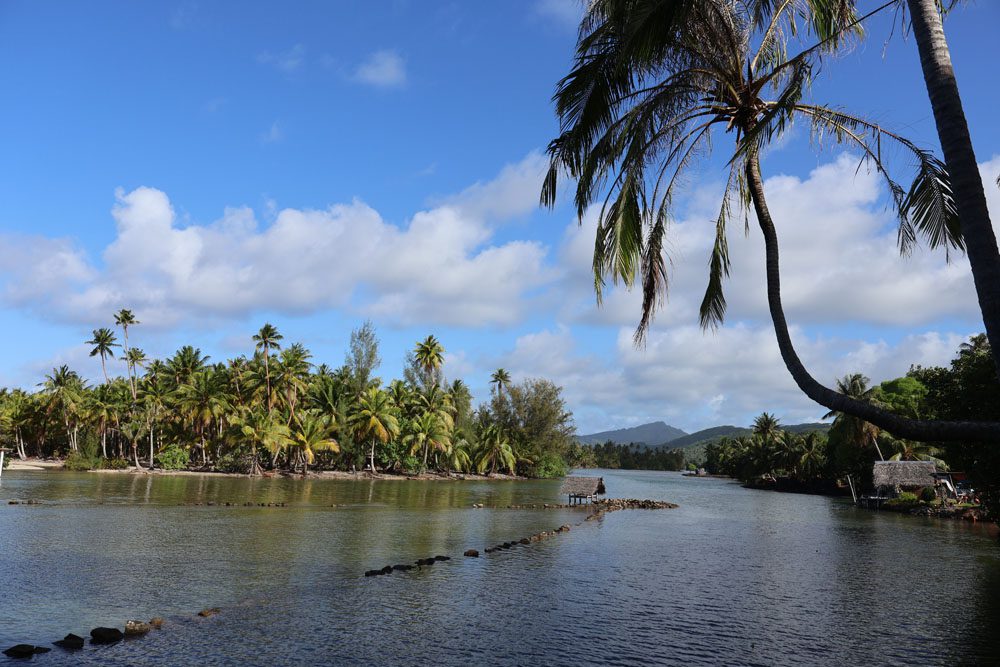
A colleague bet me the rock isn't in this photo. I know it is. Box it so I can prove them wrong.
[4,644,39,658]
[464,549,479,557]
[124,620,151,637]
[392,564,414,571]
[364,569,379,577]
[149,617,165,629]
[90,627,124,644]
[519,538,530,544]
[7,500,18,505]
[484,547,495,554]
[197,608,221,618]
[53,633,85,650]
[434,555,450,561]
[380,565,393,575]
[557,524,571,532]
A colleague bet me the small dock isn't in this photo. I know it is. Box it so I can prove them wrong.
[560,477,606,505]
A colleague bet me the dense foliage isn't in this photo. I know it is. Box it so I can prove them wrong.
[0,314,575,478]
[567,441,686,472]
[703,335,998,516]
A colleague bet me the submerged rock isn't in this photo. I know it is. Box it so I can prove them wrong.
[5,644,45,658]
[364,569,379,577]
[124,620,151,637]
[53,633,85,650]
[464,549,479,557]
[380,565,394,575]
[149,617,165,629]
[197,608,221,618]
[519,538,530,544]
[434,555,450,561]
[90,627,124,644]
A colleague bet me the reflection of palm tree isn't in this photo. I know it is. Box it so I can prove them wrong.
[542,0,999,441]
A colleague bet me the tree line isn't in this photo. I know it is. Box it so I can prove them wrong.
[0,313,575,478]
[567,441,686,472]
[703,334,999,519]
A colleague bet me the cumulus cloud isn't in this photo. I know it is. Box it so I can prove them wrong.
[534,0,584,29]
[0,155,553,329]
[257,44,306,73]
[499,322,969,433]
[556,154,999,332]
[353,50,406,88]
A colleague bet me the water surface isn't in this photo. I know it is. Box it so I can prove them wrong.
[1,469,998,665]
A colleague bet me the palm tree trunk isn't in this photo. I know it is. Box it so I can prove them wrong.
[101,429,107,458]
[149,423,155,469]
[906,0,1000,379]
[745,156,1000,442]
[370,439,377,472]
[100,353,109,385]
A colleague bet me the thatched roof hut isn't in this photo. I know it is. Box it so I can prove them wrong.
[872,461,937,490]
[560,477,606,501]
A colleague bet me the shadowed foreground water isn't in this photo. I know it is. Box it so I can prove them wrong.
[1,469,999,666]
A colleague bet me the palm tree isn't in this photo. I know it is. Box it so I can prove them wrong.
[405,411,452,471]
[289,410,339,473]
[166,346,209,386]
[253,323,283,412]
[414,335,445,388]
[824,374,884,460]
[86,328,119,385]
[232,409,291,475]
[139,376,170,469]
[349,387,399,472]
[475,423,516,476]
[543,0,999,441]
[176,370,229,466]
[41,365,85,451]
[490,368,512,395]
[114,309,140,398]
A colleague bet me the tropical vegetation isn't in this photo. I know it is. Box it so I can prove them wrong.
[543,0,1000,441]
[0,317,576,478]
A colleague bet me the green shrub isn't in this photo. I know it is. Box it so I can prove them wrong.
[919,486,937,502]
[526,453,568,479]
[156,444,190,471]
[99,458,130,470]
[401,455,422,474]
[898,491,918,503]
[64,451,98,471]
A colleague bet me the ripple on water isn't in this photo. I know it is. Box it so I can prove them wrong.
[1,470,999,666]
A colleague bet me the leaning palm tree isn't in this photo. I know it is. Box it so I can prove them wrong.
[349,387,400,472]
[475,423,517,475]
[253,323,283,413]
[543,0,999,441]
[86,328,119,385]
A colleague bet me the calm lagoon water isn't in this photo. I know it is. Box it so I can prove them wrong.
[1,469,999,666]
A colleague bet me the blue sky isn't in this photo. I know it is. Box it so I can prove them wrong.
[0,0,997,434]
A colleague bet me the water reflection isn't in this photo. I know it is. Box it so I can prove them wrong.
[1,469,998,666]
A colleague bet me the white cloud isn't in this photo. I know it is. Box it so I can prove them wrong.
[534,0,584,29]
[0,157,553,329]
[353,50,406,88]
[556,153,1000,332]
[435,151,548,223]
[260,121,283,144]
[257,44,306,73]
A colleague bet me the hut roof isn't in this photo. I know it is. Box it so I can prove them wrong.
[560,477,606,496]
[872,461,937,488]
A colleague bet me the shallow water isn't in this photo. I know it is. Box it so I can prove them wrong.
[1,469,998,665]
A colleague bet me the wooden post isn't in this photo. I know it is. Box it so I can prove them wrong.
[846,474,857,504]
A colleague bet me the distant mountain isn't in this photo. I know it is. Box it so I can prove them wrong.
[659,422,833,466]
[577,421,687,446]
[664,425,747,450]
